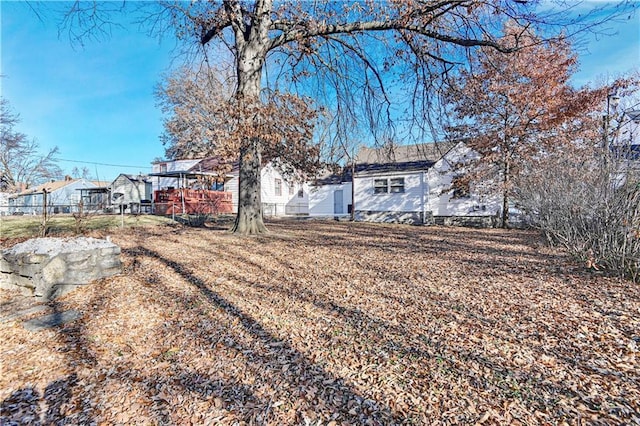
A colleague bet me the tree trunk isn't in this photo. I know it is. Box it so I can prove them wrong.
[230,34,269,234]
[501,159,510,229]
[231,138,268,234]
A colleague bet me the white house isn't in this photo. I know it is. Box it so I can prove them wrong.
[309,142,502,226]
[151,158,204,192]
[425,142,501,225]
[258,163,309,216]
[308,169,353,217]
[109,174,153,213]
[8,177,109,215]
[0,192,9,216]
[353,160,434,224]
[151,158,309,216]
[614,109,640,163]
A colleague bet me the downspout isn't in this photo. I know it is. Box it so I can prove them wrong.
[350,161,356,221]
[181,173,186,215]
[420,171,425,224]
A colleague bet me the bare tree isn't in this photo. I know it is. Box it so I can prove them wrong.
[71,166,93,180]
[59,0,636,234]
[517,131,640,281]
[515,77,640,280]
[0,98,62,192]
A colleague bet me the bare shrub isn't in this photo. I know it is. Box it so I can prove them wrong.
[517,147,639,281]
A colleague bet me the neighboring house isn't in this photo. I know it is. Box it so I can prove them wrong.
[308,168,353,217]
[258,163,309,216]
[151,158,309,216]
[109,174,153,213]
[8,177,108,215]
[310,142,501,226]
[151,158,203,192]
[0,192,9,216]
[614,109,640,162]
[150,158,233,215]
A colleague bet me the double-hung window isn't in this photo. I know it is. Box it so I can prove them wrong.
[374,179,388,194]
[275,178,282,196]
[374,177,405,194]
[390,178,405,193]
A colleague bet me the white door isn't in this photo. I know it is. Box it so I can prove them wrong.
[333,190,343,214]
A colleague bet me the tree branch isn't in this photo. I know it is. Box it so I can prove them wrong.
[268,19,513,53]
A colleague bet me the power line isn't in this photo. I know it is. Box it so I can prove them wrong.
[58,158,152,169]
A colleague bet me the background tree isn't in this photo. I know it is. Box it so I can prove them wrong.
[445,23,606,227]
[60,0,635,234]
[71,166,93,180]
[0,98,62,192]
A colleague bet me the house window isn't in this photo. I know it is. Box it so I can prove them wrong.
[159,163,167,173]
[374,179,388,194]
[289,184,294,196]
[275,178,282,196]
[298,188,304,198]
[390,178,405,193]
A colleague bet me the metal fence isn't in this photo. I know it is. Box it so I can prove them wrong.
[3,202,152,216]
[261,202,309,217]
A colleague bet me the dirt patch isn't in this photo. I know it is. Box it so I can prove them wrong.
[1,220,639,425]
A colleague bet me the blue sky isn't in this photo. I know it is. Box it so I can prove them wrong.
[1,1,639,182]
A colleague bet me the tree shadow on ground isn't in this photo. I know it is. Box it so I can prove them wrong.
[124,244,401,424]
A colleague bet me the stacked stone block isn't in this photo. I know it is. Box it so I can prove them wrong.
[0,237,122,300]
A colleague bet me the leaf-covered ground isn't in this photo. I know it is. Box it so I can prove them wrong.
[1,220,639,425]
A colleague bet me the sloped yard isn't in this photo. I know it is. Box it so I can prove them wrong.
[1,220,639,425]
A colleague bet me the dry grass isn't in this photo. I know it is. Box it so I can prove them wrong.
[1,220,639,425]
[0,214,173,242]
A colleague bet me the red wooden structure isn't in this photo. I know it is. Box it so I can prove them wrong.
[154,189,233,215]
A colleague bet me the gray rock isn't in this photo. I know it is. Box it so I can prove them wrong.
[1,237,122,300]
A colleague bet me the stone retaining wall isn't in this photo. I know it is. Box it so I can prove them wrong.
[0,237,122,300]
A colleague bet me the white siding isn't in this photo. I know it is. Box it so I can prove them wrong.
[226,163,309,216]
[309,182,352,216]
[349,142,501,223]
[261,164,309,216]
[354,172,424,213]
[110,175,152,205]
[425,143,501,217]
[0,193,9,215]
[226,176,240,213]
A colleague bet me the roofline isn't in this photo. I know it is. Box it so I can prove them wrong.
[149,171,235,179]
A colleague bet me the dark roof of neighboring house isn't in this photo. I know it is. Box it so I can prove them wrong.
[355,160,435,176]
[355,141,458,164]
[313,160,436,185]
